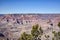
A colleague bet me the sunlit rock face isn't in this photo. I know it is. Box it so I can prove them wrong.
[0,14,60,40]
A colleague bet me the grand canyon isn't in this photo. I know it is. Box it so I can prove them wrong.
[0,14,60,40]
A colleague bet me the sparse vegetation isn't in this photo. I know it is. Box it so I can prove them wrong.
[45,35,50,40]
[52,38,54,40]
[52,31,60,40]
[18,32,32,40]
[58,22,60,28]
[18,24,43,40]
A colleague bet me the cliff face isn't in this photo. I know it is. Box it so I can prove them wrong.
[0,14,60,40]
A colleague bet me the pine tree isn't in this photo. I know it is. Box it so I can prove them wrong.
[18,24,43,40]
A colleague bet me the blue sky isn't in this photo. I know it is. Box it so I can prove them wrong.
[0,0,60,14]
